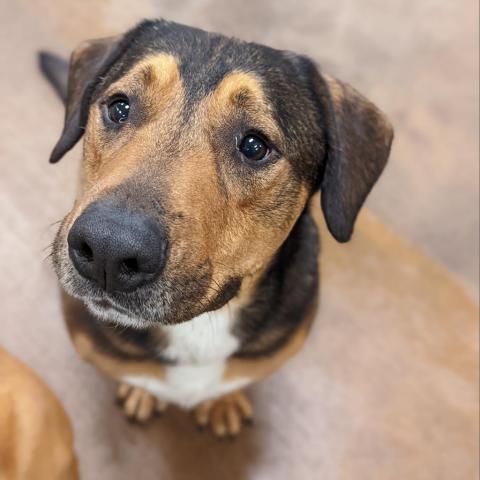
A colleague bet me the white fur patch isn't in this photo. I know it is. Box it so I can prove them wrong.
[123,369,250,409]
[122,303,251,408]
[162,304,240,363]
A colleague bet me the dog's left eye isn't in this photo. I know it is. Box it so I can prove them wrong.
[107,98,130,124]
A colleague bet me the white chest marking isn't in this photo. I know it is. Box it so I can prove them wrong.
[123,304,251,408]
[162,305,239,363]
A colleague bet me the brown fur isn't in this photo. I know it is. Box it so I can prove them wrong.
[0,348,78,480]
[63,294,166,380]
[223,293,318,382]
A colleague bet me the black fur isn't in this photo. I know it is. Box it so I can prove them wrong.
[234,208,319,357]
[38,51,69,103]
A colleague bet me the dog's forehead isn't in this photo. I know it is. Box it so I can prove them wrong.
[85,20,324,186]
[104,20,295,109]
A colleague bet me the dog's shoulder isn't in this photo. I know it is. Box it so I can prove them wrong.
[233,208,319,357]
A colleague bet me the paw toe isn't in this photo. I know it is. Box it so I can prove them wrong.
[194,392,253,438]
[117,384,166,423]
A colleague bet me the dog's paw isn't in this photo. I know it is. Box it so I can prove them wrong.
[194,391,253,438]
[116,382,168,423]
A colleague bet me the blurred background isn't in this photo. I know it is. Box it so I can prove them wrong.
[0,1,478,479]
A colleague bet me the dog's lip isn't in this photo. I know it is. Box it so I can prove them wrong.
[91,297,129,314]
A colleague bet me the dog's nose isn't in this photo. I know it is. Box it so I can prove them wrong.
[67,202,166,292]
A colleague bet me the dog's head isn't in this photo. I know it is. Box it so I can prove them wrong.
[49,20,393,327]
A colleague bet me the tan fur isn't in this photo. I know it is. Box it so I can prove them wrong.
[63,295,166,382]
[63,53,184,231]
[194,391,253,437]
[116,383,168,422]
[223,294,318,382]
[0,348,78,480]
[69,330,166,381]
[170,70,310,298]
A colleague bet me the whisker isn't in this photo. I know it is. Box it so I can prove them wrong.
[42,250,55,263]
[48,219,63,228]
[42,242,55,253]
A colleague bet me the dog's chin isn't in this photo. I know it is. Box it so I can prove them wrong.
[84,298,154,329]
[53,247,239,328]
[54,257,179,328]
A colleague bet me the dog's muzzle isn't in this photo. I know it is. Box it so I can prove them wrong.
[67,199,167,293]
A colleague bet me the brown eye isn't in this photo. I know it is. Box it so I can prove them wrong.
[239,134,269,161]
[107,98,130,124]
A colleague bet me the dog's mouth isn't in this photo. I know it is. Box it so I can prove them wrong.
[52,212,240,327]
[90,297,129,314]
[82,295,149,327]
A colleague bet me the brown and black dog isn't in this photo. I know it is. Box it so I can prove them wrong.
[39,19,393,437]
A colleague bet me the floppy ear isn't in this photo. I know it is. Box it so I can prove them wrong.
[304,62,394,242]
[48,36,121,163]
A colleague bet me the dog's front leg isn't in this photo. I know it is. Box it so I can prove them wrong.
[195,307,316,438]
[61,293,168,423]
[194,390,253,438]
[116,382,168,423]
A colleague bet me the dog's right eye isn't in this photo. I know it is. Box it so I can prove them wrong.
[107,97,130,124]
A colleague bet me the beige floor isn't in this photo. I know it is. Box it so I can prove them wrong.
[0,1,478,479]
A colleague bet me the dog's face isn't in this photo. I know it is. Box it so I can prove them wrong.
[50,20,393,328]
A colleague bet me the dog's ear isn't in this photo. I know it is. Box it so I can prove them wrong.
[299,59,394,242]
[49,36,121,163]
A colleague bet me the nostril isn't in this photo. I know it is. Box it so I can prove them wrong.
[67,203,166,292]
[120,258,139,274]
[77,241,94,262]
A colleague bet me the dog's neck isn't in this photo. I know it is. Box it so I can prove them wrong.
[154,206,320,361]
[231,207,319,357]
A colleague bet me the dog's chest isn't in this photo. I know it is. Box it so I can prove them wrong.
[123,305,250,408]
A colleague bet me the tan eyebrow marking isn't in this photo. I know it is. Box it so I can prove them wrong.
[139,53,181,90]
[211,71,267,108]
[104,53,182,99]
[202,71,281,147]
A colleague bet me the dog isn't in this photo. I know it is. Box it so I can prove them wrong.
[0,347,78,479]
[39,19,393,437]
